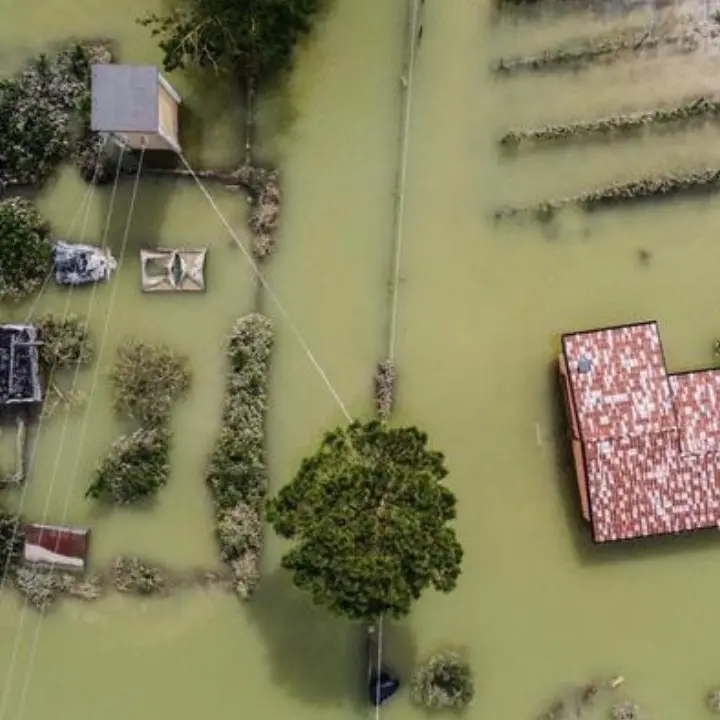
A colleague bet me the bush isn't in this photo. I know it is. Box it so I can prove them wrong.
[411,652,475,711]
[86,427,170,504]
[13,566,64,612]
[0,42,112,190]
[216,502,262,563]
[36,314,93,368]
[206,314,273,600]
[110,340,191,428]
[113,556,167,595]
[0,198,52,301]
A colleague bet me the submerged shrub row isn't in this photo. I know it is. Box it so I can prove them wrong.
[0,41,115,190]
[495,167,720,221]
[374,359,396,421]
[500,96,720,147]
[12,556,234,612]
[206,314,274,600]
[493,19,713,75]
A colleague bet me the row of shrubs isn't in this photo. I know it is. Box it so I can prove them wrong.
[493,18,707,75]
[500,96,720,148]
[495,167,720,221]
[10,555,234,612]
[205,314,274,600]
[85,341,190,505]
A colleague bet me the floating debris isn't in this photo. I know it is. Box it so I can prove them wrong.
[53,241,117,286]
[610,701,642,720]
[140,248,207,292]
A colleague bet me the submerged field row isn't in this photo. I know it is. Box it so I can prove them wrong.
[492,16,718,75]
[499,95,720,148]
[494,166,720,220]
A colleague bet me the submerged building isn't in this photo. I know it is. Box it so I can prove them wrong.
[24,524,90,572]
[560,321,720,543]
[91,64,182,153]
[0,324,42,408]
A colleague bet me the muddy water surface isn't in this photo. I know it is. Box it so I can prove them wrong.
[2,0,720,718]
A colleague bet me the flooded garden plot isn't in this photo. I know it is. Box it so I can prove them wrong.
[5,0,720,719]
[0,0,405,719]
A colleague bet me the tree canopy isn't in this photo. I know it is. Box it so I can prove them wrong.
[85,426,170,505]
[140,0,324,81]
[110,340,190,429]
[266,421,463,621]
[0,198,52,302]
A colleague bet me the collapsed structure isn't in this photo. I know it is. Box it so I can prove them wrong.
[140,249,207,292]
[53,241,117,286]
[560,321,720,543]
[0,324,42,408]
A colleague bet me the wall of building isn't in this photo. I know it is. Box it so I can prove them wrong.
[117,131,172,152]
[158,85,179,148]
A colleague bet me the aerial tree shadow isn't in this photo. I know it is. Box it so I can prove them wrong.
[249,565,416,709]
[98,157,175,259]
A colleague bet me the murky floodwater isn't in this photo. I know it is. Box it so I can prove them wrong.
[2,0,720,717]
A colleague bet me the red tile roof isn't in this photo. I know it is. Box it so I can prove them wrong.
[562,322,720,542]
[670,371,720,454]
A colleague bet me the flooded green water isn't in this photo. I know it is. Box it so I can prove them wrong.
[3,0,720,718]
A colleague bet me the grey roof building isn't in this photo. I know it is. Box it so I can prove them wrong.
[91,65,182,153]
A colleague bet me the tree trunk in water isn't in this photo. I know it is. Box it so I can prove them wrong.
[245,75,256,166]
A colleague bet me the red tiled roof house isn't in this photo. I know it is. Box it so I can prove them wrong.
[559,321,720,542]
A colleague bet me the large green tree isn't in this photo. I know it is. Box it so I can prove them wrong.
[141,0,324,81]
[266,421,463,622]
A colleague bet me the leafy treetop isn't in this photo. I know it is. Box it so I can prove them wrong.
[266,420,463,622]
[110,340,190,428]
[140,0,324,81]
[0,198,52,302]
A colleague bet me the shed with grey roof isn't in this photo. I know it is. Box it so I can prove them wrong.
[91,65,182,152]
